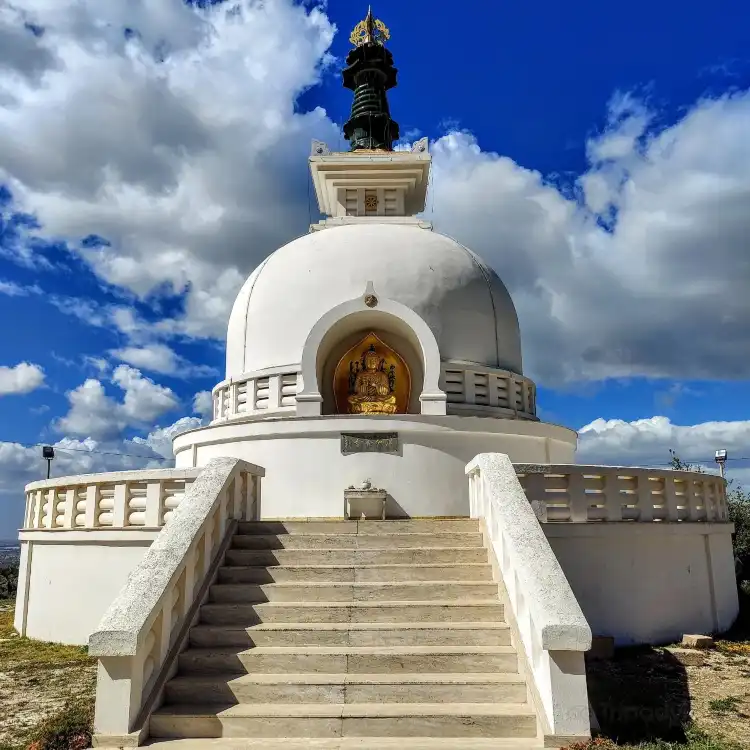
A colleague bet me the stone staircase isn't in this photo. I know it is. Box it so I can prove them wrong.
[148,519,545,748]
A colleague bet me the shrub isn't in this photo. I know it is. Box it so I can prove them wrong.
[0,562,19,599]
[25,698,93,750]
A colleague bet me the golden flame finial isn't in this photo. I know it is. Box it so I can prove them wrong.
[349,6,390,47]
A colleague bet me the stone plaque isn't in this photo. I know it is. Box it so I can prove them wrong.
[341,432,399,455]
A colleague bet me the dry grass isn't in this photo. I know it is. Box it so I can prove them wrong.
[0,604,96,750]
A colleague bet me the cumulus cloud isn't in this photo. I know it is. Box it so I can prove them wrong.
[575,415,747,472]
[0,0,337,341]
[56,365,179,439]
[192,390,213,420]
[111,343,217,378]
[0,362,44,395]
[132,416,203,459]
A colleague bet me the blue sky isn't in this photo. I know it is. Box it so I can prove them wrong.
[1,0,750,536]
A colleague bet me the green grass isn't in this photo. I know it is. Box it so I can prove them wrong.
[566,726,744,750]
[707,695,743,714]
[0,698,93,750]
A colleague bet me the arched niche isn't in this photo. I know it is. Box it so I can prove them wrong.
[322,328,421,415]
[297,292,446,417]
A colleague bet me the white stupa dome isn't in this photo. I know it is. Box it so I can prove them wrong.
[226,223,523,379]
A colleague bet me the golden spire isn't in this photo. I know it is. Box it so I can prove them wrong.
[349,6,390,47]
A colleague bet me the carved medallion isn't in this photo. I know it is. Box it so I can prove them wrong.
[333,333,411,415]
[364,194,379,211]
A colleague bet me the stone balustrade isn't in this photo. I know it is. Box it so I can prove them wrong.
[23,469,202,531]
[467,453,591,739]
[515,464,728,523]
[89,457,264,744]
[212,367,300,421]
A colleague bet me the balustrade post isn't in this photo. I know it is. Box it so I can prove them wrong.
[94,656,147,740]
[44,489,55,528]
[85,484,99,528]
[32,490,43,528]
[113,483,129,528]
[688,480,704,522]
[145,481,163,527]
[637,474,654,522]
[663,477,680,521]
[604,474,622,522]
[567,472,589,523]
[63,488,76,528]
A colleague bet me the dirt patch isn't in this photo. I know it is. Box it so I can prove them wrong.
[587,642,750,749]
[0,605,96,750]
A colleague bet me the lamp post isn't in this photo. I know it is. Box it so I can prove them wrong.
[715,449,727,479]
[42,446,55,480]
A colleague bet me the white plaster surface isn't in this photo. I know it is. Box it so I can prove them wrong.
[21,540,153,645]
[545,522,740,645]
[172,416,576,519]
[225,224,523,379]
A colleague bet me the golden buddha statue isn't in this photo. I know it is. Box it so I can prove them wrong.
[347,345,398,414]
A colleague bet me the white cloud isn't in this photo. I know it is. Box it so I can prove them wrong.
[56,365,179,439]
[0,362,45,395]
[0,0,337,340]
[111,343,217,378]
[192,390,213,420]
[576,415,749,474]
[132,416,203,459]
[0,279,42,296]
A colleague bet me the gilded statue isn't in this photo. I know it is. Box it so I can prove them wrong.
[347,345,397,414]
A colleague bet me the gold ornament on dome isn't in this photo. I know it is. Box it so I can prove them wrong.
[334,333,410,415]
[349,7,390,47]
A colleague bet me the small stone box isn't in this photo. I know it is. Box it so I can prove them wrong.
[344,484,387,520]
[681,634,714,649]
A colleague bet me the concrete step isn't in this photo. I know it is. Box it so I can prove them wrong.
[209,582,500,604]
[177,646,518,675]
[237,520,480,536]
[150,702,537,739]
[189,622,512,648]
[199,601,504,626]
[218,564,494,584]
[143,738,543,749]
[225,547,489,567]
[164,672,528,706]
[231,533,484,550]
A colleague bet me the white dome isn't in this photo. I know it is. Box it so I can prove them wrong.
[226,223,523,379]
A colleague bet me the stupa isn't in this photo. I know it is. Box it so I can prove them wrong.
[14,10,739,747]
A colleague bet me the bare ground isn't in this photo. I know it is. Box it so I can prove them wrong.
[0,603,96,750]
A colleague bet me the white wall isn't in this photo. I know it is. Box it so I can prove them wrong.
[173,416,577,519]
[545,523,739,645]
[16,533,157,645]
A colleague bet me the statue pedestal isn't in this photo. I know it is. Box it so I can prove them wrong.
[344,489,387,520]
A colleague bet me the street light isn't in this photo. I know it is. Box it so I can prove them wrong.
[42,446,55,479]
[715,449,728,479]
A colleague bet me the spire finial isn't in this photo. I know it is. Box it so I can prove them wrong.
[350,6,390,47]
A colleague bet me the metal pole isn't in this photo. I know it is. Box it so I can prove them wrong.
[46,459,51,480]
[718,462,725,479]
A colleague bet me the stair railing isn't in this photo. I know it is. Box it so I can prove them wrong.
[467,453,591,740]
[88,457,264,746]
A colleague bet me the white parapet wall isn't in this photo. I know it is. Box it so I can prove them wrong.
[466,453,592,741]
[516,464,739,645]
[16,469,201,644]
[89,457,263,746]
